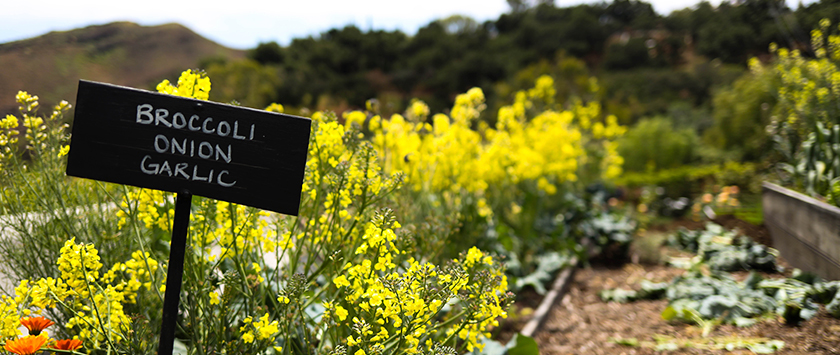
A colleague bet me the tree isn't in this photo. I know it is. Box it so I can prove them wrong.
[249,42,284,65]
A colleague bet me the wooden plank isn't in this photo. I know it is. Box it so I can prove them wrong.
[520,257,578,337]
[762,182,840,280]
[67,80,311,215]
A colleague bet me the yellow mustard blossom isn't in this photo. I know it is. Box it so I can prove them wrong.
[344,110,367,129]
[156,69,211,100]
[265,103,285,113]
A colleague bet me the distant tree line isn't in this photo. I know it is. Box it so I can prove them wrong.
[204,0,840,116]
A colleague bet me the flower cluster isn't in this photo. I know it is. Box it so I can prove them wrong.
[366,75,623,203]
[691,185,741,221]
[761,19,840,198]
[325,212,511,354]
[156,69,211,101]
[3,239,160,350]
[0,92,70,173]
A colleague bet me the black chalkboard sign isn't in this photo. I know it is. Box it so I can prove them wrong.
[67,80,311,216]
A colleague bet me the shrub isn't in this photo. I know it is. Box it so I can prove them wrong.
[618,116,698,173]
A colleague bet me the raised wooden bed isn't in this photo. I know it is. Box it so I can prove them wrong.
[762,182,840,280]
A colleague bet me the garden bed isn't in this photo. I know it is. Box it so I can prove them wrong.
[533,264,840,354]
[526,217,840,354]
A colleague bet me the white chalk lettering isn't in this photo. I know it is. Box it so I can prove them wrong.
[217,121,230,136]
[172,138,187,155]
[135,104,257,142]
[155,109,172,127]
[198,141,213,159]
[172,112,187,129]
[192,165,210,182]
[202,117,215,134]
[174,162,189,179]
[233,121,246,140]
[188,115,201,131]
[217,170,236,187]
[140,155,158,174]
[137,104,154,124]
[154,135,232,163]
[154,134,169,153]
[215,144,231,163]
[140,155,237,187]
[159,160,172,176]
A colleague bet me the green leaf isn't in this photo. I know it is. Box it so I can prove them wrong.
[655,342,679,351]
[748,340,785,353]
[173,339,188,355]
[733,317,757,327]
[826,289,840,317]
[600,288,638,303]
[609,337,639,347]
[507,334,540,355]
[478,339,506,355]
[535,252,568,274]
[515,271,549,295]
[638,280,668,299]
[661,305,677,321]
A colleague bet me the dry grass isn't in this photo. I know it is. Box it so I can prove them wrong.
[0,22,245,116]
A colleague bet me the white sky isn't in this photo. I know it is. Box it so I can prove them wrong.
[0,0,819,49]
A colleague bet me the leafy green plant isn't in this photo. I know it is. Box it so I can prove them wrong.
[617,116,698,173]
[602,224,840,337]
[668,223,778,272]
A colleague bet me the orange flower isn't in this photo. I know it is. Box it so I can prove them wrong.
[4,335,48,355]
[51,339,83,351]
[20,316,54,336]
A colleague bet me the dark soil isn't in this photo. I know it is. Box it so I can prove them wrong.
[518,216,840,354]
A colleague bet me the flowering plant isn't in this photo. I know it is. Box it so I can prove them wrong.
[0,70,512,354]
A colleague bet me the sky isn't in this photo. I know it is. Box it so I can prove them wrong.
[1,0,819,50]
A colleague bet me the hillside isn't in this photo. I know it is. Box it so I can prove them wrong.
[0,21,245,117]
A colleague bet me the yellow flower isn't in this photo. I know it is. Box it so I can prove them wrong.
[333,275,350,288]
[265,103,285,113]
[464,247,484,267]
[335,305,349,321]
[344,111,367,128]
[409,100,430,120]
[347,335,359,346]
[242,331,254,343]
[209,291,220,305]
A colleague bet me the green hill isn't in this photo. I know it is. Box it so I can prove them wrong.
[0,21,245,117]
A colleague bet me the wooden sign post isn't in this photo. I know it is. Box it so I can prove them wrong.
[66,80,311,354]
